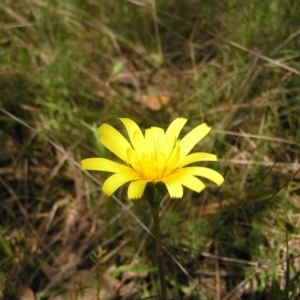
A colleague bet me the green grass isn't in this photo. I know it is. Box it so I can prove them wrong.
[1,0,300,299]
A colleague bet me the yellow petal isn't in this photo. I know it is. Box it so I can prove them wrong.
[126,148,140,170]
[184,167,224,186]
[180,123,211,157]
[153,126,165,137]
[144,127,165,156]
[128,180,147,199]
[102,172,140,196]
[98,123,130,162]
[81,158,129,172]
[165,118,187,138]
[164,170,205,193]
[144,128,155,153]
[181,176,205,193]
[163,130,177,158]
[119,118,144,149]
[180,152,217,167]
[149,127,165,145]
[171,170,206,192]
[161,177,183,198]
[165,140,181,169]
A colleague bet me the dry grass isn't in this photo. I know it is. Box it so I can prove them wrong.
[0,0,300,299]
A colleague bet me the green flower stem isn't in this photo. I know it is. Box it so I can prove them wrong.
[150,202,167,300]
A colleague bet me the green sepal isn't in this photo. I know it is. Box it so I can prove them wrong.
[144,182,166,204]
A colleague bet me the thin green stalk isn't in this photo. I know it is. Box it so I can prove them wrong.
[150,202,167,300]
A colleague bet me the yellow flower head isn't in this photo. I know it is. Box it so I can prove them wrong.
[81,118,224,199]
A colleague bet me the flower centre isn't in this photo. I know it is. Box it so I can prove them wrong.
[126,130,181,182]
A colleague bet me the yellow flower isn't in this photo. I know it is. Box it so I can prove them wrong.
[81,118,224,199]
